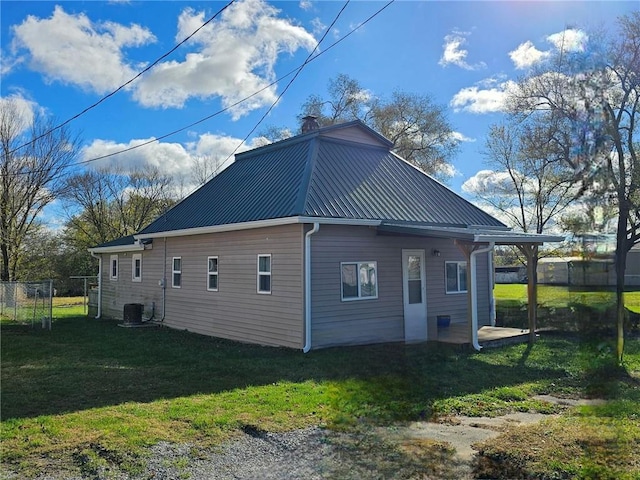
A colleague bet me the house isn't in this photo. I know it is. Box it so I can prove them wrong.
[89,119,561,351]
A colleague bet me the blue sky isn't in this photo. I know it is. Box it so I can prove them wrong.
[1,0,638,227]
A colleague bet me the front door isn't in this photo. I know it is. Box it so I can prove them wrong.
[402,249,427,342]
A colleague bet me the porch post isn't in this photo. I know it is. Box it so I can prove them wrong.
[455,242,477,347]
[517,244,539,345]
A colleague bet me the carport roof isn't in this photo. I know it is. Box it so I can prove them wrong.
[377,223,564,245]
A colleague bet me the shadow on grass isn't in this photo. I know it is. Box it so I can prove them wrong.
[1,316,579,421]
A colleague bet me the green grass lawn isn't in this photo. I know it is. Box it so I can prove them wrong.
[494,283,640,312]
[1,303,639,478]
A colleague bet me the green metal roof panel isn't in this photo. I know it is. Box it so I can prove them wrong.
[91,235,136,249]
[303,139,505,227]
[137,121,505,237]
[138,139,312,235]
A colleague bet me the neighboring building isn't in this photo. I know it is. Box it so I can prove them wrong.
[537,256,618,287]
[89,120,560,351]
[625,245,640,287]
[495,266,526,284]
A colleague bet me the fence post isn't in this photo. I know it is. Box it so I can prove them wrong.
[48,280,53,330]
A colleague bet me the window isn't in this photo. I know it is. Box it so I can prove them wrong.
[132,254,142,282]
[110,255,118,280]
[172,257,182,288]
[341,261,378,301]
[257,254,271,294]
[446,261,467,293]
[407,254,422,304]
[207,256,218,291]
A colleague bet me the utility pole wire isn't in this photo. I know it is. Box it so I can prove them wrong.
[3,0,395,179]
[211,0,353,180]
[78,0,395,169]
[6,0,236,156]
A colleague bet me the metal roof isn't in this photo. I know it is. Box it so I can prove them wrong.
[303,140,504,226]
[136,120,506,237]
[88,235,146,253]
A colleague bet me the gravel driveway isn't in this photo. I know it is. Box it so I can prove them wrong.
[10,401,581,480]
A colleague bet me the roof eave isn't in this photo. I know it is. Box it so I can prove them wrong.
[474,233,566,244]
[88,243,146,254]
[377,223,564,245]
[135,216,382,239]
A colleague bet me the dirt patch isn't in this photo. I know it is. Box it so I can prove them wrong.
[378,411,553,479]
[375,394,606,478]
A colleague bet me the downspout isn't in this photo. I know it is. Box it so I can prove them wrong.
[470,242,494,350]
[90,252,102,319]
[303,223,320,353]
[160,237,167,322]
[488,249,496,326]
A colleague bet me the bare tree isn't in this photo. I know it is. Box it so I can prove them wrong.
[467,114,576,235]
[192,154,223,187]
[64,166,176,248]
[509,13,640,364]
[298,74,459,179]
[0,98,80,281]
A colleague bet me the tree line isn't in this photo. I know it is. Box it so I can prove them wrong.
[1,13,637,361]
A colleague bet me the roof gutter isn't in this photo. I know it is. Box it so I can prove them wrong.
[470,242,494,350]
[303,223,320,353]
[90,252,102,319]
[134,217,381,240]
[88,243,146,254]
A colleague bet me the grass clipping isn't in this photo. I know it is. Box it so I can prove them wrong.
[474,413,640,480]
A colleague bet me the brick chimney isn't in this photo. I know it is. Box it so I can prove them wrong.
[301,115,320,134]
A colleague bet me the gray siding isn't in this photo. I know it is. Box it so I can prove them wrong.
[100,224,305,349]
[98,223,493,350]
[309,225,491,348]
[100,248,163,322]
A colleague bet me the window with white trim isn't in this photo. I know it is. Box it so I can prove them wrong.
[172,257,182,288]
[257,254,271,294]
[132,253,142,282]
[110,255,118,280]
[207,256,218,291]
[341,261,378,301]
[446,261,467,293]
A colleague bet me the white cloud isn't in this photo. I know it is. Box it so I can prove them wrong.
[509,40,550,70]
[299,1,313,11]
[7,0,316,119]
[508,28,588,71]
[80,132,263,184]
[133,0,317,117]
[450,131,475,143]
[450,79,517,114]
[82,139,194,176]
[435,163,459,179]
[0,93,38,133]
[462,170,515,195]
[547,28,588,52]
[311,17,326,36]
[438,30,486,70]
[9,5,156,94]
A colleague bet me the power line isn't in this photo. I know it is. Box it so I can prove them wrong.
[78,0,395,169]
[3,0,395,178]
[6,0,235,156]
[212,0,352,179]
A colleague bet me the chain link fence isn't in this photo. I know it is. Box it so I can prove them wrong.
[0,280,53,329]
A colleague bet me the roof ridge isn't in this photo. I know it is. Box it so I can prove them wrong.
[295,136,319,215]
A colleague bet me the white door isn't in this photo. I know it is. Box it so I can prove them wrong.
[402,249,427,342]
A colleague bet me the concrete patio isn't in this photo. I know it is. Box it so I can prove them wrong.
[434,322,531,348]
